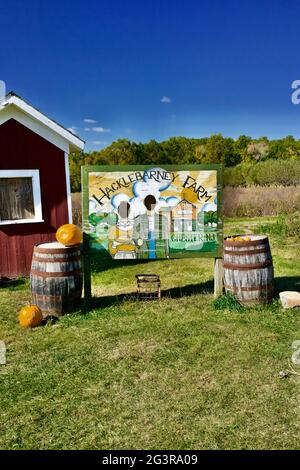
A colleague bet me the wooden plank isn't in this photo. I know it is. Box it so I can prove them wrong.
[81,164,224,299]
[0,119,69,278]
[30,244,83,315]
[81,164,224,259]
[223,237,274,305]
[0,177,34,220]
[214,257,223,298]
[82,166,92,301]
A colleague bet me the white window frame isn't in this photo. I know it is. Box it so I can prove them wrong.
[0,169,43,225]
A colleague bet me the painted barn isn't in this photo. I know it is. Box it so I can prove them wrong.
[171,199,197,233]
[0,92,84,278]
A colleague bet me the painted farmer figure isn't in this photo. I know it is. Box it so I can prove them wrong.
[108,201,136,259]
[133,194,169,259]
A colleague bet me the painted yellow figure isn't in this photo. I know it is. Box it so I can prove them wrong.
[108,201,137,259]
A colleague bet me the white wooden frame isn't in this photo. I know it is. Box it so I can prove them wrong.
[0,169,43,225]
[64,153,73,223]
[0,94,84,224]
[0,95,85,153]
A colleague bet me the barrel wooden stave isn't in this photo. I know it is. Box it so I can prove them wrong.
[223,236,274,305]
[30,242,83,316]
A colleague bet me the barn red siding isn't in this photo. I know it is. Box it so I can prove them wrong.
[0,119,69,278]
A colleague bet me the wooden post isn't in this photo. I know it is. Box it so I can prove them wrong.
[81,166,92,304]
[83,233,92,302]
[214,257,223,298]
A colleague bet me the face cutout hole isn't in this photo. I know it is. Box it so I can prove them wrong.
[118,201,130,218]
[144,194,157,211]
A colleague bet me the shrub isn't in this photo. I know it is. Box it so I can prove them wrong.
[253,212,300,240]
[213,293,244,311]
[224,159,300,187]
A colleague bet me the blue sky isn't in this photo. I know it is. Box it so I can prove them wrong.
[1,0,300,151]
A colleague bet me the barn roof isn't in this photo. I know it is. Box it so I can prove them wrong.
[172,198,197,209]
[0,92,85,153]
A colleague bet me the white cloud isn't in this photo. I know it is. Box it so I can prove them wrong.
[92,140,107,145]
[84,118,97,123]
[85,126,111,133]
[92,126,111,133]
[67,126,78,134]
[160,96,171,103]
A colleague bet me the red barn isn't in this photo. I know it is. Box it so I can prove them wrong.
[0,92,84,279]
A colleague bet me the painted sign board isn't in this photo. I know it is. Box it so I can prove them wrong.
[82,165,222,272]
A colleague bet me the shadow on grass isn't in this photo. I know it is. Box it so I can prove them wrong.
[0,277,27,290]
[40,315,60,326]
[90,257,167,274]
[78,276,300,312]
[80,279,214,311]
[162,279,213,297]
[275,276,300,295]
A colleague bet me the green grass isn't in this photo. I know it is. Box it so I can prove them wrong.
[0,216,300,450]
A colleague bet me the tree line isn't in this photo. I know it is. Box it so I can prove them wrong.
[70,134,300,192]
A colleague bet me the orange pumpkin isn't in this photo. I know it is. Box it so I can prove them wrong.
[226,236,251,243]
[56,224,82,246]
[19,305,43,328]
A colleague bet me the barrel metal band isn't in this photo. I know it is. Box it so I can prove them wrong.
[223,260,273,270]
[32,256,81,263]
[224,248,270,256]
[32,292,82,299]
[31,269,82,278]
[224,284,274,292]
[234,295,273,304]
[34,246,81,254]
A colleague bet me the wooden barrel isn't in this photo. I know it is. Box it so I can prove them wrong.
[30,242,82,316]
[223,235,274,305]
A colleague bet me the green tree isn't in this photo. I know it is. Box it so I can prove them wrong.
[68,134,300,192]
[204,134,240,166]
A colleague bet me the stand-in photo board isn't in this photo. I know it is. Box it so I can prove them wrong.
[82,165,223,298]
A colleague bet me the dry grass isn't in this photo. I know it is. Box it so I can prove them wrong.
[224,185,300,217]
[72,186,300,223]
[72,192,82,226]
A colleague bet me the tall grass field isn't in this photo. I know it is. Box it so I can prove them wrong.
[73,185,300,226]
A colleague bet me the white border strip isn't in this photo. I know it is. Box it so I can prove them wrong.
[64,153,73,223]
